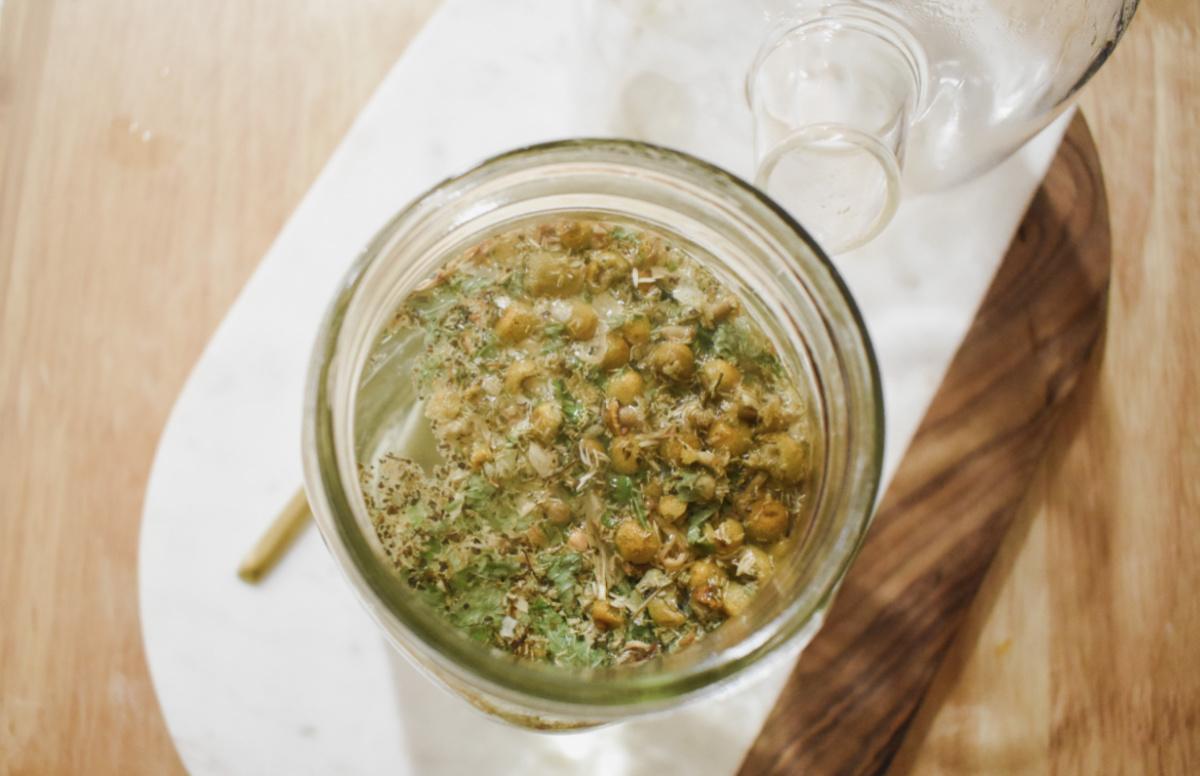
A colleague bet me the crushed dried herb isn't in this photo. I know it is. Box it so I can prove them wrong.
[359,218,814,668]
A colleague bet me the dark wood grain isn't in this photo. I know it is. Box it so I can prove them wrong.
[738,112,1111,776]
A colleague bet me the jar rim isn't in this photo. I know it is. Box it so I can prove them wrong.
[303,138,884,723]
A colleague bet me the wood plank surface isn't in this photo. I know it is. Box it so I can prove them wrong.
[891,1,1200,772]
[739,111,1110,776]
[0,1,439,773]
[1,0,1197,774]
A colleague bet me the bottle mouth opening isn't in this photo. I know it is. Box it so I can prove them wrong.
[756,124,902,254]
[747,4,928,252]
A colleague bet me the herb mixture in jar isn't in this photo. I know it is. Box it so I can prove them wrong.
[359,218,814,669]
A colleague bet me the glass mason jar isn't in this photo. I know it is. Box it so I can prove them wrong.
[302,140,883,729]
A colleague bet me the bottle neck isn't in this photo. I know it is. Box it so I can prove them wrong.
[748,5,926,253]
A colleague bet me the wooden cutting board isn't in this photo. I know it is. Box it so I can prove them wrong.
[739,112,1111,776]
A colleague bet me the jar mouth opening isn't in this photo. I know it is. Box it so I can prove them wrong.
[303,139,883,720]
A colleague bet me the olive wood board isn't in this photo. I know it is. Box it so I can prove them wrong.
[738,113,1111,776]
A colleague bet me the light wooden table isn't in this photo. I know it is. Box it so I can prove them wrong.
[1,0,1195,773]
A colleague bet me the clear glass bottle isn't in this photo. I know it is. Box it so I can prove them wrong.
[584,0,1139,252]
[749,0,1140,250]
[302,139,883,728]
